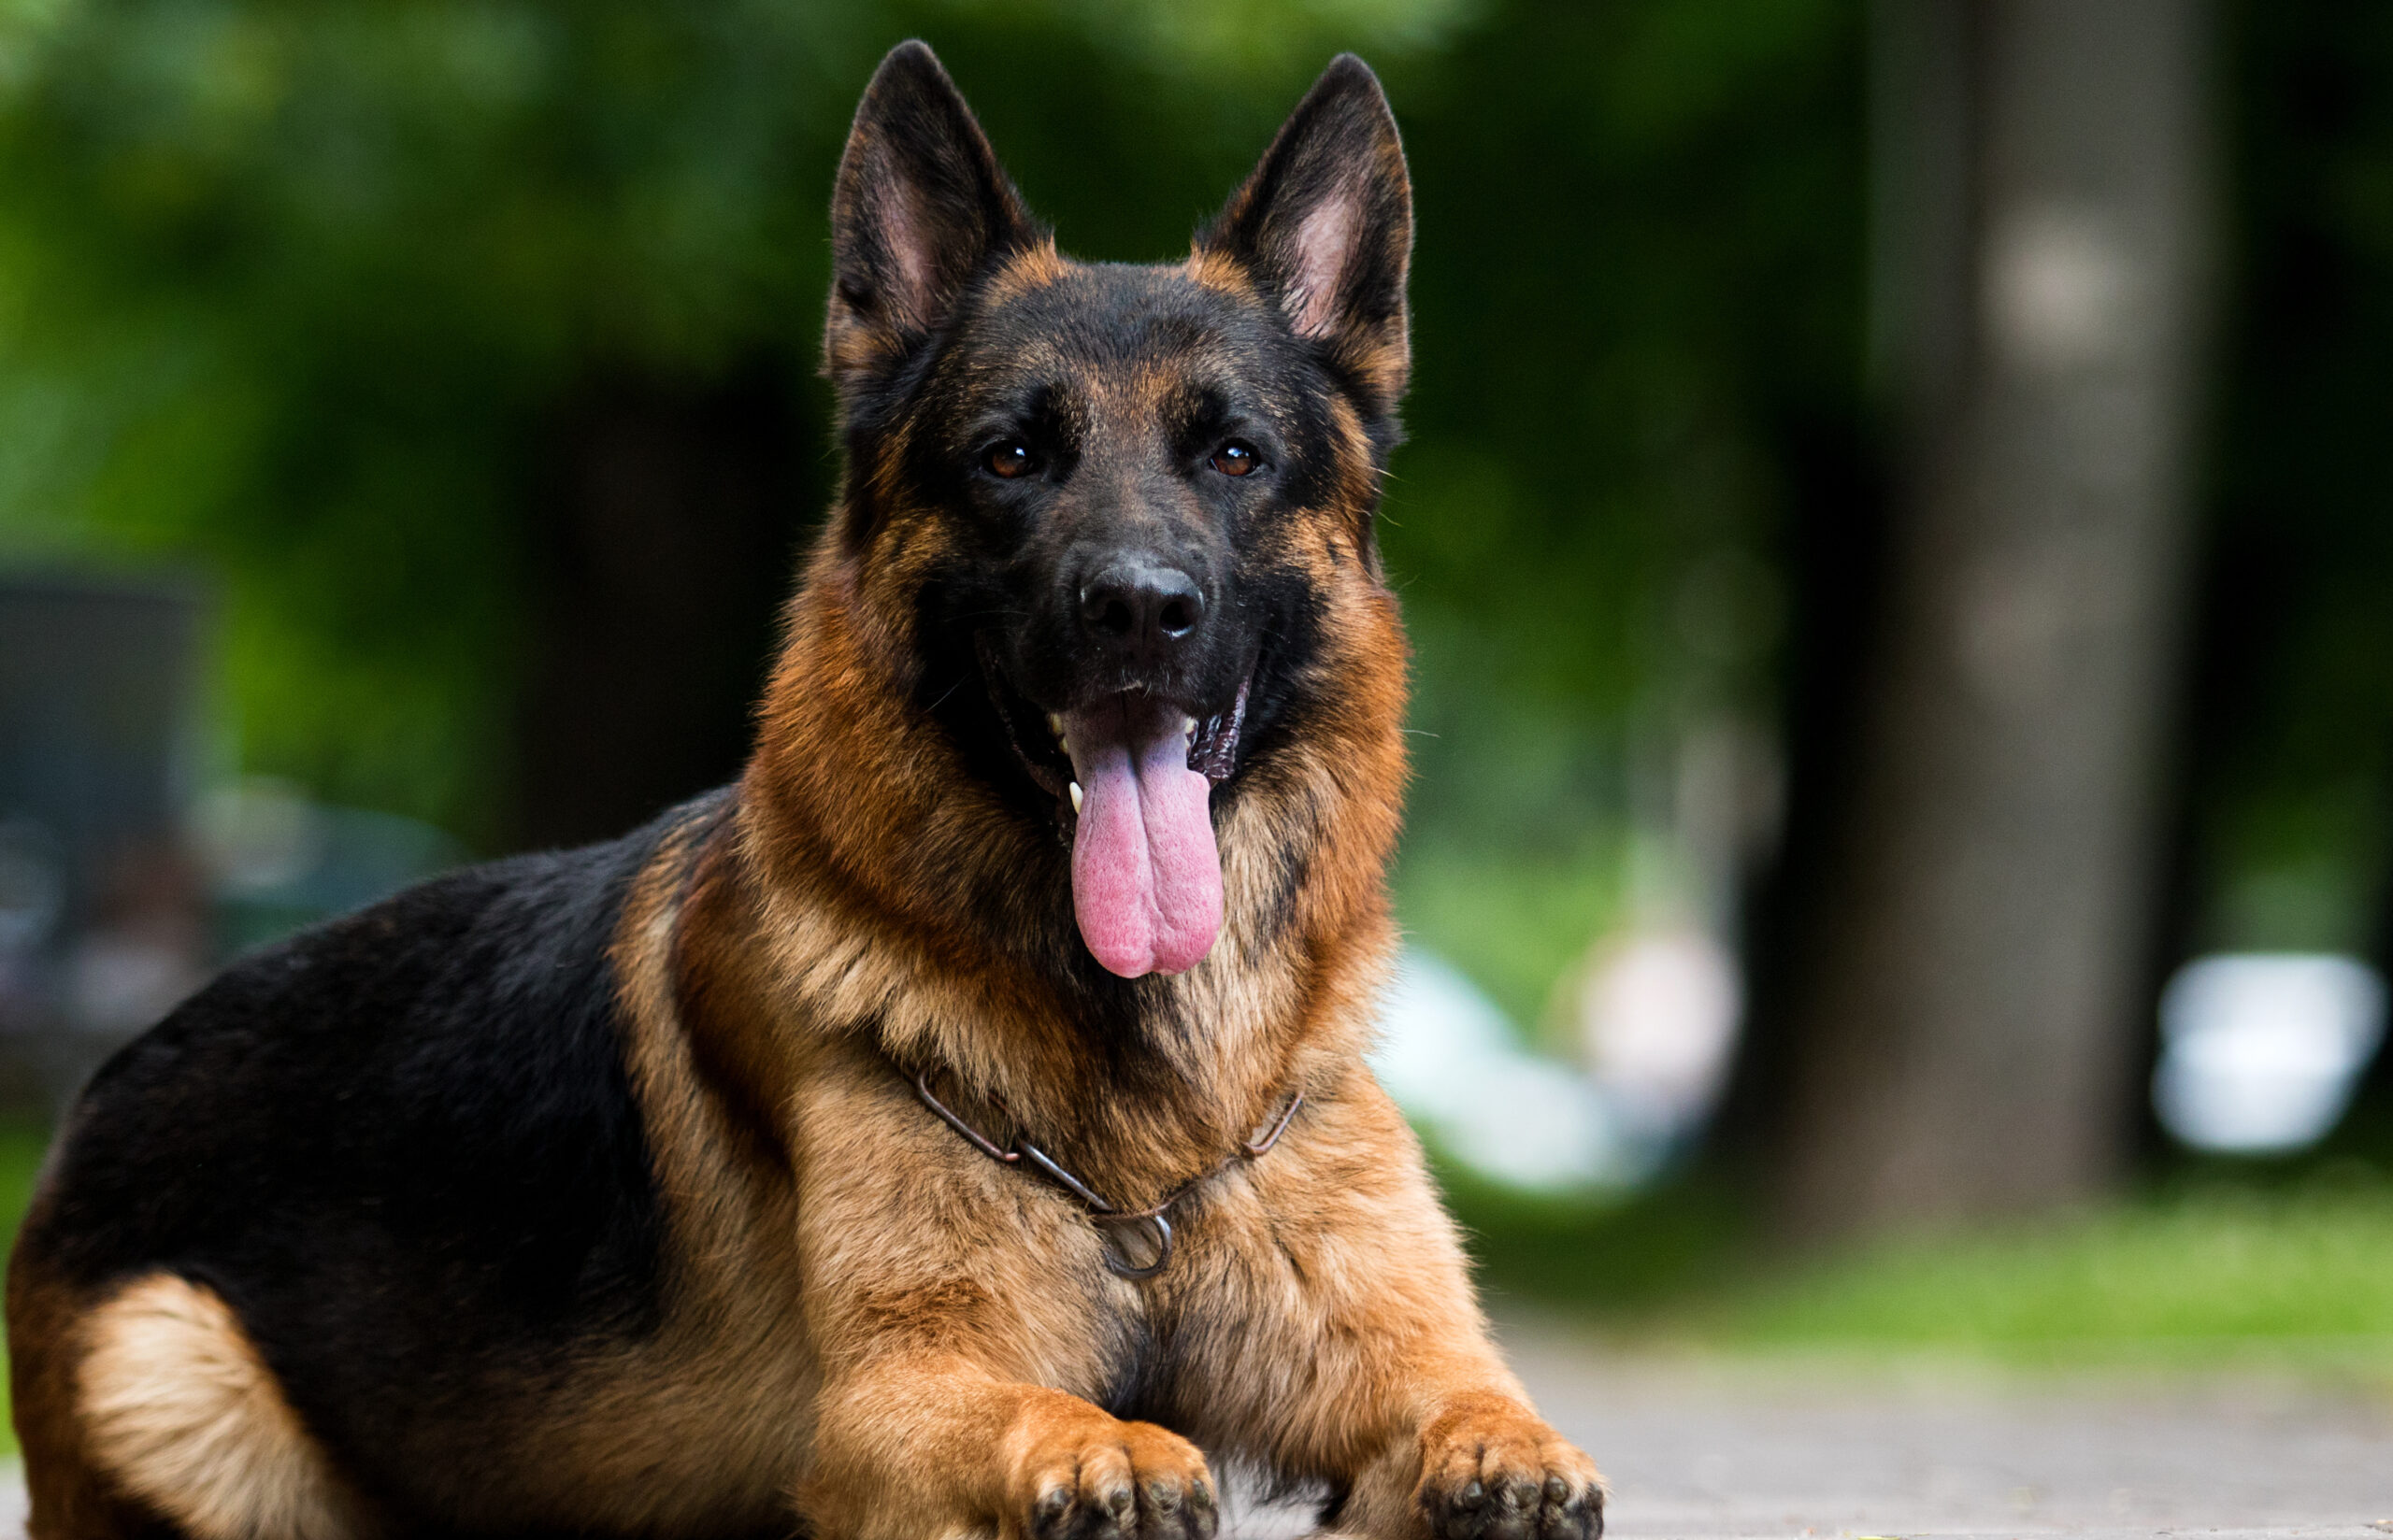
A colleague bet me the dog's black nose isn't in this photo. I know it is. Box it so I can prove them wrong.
[1078,559,1206,665]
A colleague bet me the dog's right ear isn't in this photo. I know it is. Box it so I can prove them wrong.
[824,41,1040,388]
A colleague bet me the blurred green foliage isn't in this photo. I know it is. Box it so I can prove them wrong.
[0,0,892,831]
[1383,0,1860,1021]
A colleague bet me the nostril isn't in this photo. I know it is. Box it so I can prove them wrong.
[1097,597,1136,636]
[1157,598,1195,638]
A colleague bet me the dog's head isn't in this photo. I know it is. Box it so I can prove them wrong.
[792,42,1410,983]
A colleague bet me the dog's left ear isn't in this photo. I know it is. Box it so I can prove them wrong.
[825,40,1041,387]
[1198,55,1413,407]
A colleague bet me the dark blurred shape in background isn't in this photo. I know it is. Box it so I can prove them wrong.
[0,577,206,1104]
[1765,0,2214,1237]
[0,0,2388,1247]
[0,577,464,1105]
[517,365,809,848]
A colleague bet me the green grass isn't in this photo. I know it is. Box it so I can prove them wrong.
[1454,1166,2393,1372]
[1708,1181,2393,1364]
[0,1116,52,1459]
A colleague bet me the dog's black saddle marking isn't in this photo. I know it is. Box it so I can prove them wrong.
[28,793,721,1513]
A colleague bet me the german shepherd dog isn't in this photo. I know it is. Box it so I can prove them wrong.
[9,43,1606,1540]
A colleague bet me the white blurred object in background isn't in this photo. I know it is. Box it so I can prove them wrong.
[1371,950,1638,1191]
[2152,952,2386,1155]
[1370,934,1746,1192]
[1569,926,1741,1151]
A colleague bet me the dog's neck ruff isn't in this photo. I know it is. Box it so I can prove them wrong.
[908,1064,1303,1279]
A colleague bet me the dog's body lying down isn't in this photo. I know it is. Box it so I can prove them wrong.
[8,42,1605,1540]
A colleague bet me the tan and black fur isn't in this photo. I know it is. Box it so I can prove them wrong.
[8,42,1605,1540]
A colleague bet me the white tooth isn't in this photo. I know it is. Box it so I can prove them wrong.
[1047,712,1065,737]
[1069,781,1084,813]
[1182,715,1197,744]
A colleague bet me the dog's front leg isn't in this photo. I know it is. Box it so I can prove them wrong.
[1219,1081,1605,1538]
[803,1352,1220,1540]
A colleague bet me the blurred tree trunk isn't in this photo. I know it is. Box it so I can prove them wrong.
[511,364,810,852]
[1773,0,2214,1237]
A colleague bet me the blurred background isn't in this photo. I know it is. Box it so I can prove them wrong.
[1,0,2390,1388]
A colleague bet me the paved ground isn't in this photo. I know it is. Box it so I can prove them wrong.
[1229,1312,2393,1539]
[6,1314,2386,1539]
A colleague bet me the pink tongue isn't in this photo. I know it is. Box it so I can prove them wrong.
[1064,695,1223,977]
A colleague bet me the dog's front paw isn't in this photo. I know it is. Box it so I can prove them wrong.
[1412,1392,1604,1540]
[1009,1396,1219,1540]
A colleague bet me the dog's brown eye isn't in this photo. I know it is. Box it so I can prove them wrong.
[1211,442,1259,477]
[986,441,1038,478]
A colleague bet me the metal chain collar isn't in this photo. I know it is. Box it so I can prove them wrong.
[910,1065,1304,1280]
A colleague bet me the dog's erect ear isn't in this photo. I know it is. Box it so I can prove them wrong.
[825,41,1039,385]
[1198,55,1412,404]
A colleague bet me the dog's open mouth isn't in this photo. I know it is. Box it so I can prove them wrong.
[977,636,1251,978]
